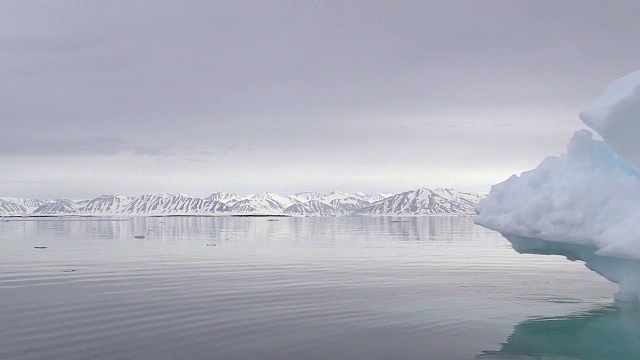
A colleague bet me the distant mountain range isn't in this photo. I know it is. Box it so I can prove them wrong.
[0,188,484,217]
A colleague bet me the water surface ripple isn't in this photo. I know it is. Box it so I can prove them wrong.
[0,216,623,359]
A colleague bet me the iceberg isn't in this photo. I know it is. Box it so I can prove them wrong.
[475,71,640,302]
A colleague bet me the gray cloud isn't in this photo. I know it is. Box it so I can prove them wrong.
[1,0,639,197]
[0,180,62,184]
[0,136,170,156]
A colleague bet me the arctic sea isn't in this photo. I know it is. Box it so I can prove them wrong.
[0,216,636,359]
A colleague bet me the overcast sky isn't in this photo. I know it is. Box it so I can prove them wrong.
[2,0,639,199]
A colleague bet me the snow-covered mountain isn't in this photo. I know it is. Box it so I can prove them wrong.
[0,189,483,217]
[0,199,27,216]
[121,194,230,215]
[207,192,241,206]
[77,195,133,214]
[355,188,482,216]
[355,192,393,203]
[0,198,51,213]
[330,197,371,215]
[33,199,78,215]
[229,197,284,214]
[248,192,299,209]
[148,194,227,215]
[290,192,324,202]
[74,199,91,207]
[283,200,338,216]
[320,191,353,203]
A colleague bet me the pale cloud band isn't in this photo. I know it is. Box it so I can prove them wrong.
[1,0,639,198]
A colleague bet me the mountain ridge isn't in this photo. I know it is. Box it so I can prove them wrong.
[0,188,483,217]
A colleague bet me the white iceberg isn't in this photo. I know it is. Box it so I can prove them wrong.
[475,71,640,302]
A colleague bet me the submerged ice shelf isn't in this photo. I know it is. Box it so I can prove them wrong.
[476,70,640,302]
[504,235,640,302]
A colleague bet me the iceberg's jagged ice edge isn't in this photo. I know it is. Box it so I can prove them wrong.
[475,70,640,302]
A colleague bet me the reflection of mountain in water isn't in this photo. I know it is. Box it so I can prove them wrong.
[2,216,480,245]
[478,306,640,359]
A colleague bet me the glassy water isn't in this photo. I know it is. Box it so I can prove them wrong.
[0,216,632,359]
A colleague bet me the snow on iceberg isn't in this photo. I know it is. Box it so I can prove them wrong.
[580,70,640,169]
[475,71,640,302]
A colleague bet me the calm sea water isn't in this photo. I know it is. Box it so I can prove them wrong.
[0,216,635,359]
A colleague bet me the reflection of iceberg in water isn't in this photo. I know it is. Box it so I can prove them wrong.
[476,71,640,301]
[477,306,640,359]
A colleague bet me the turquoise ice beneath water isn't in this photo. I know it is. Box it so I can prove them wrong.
[475,71,640,302]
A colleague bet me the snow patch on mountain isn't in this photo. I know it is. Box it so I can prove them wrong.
[33,200,78,215]
[248,192,299,209]
[321,191,353,203]
[284,200,338,216]
[330,197,371,215]
[229,198,285,214]
[354,192,393,203]
[207,192,241,206]
[290,192,324,203]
